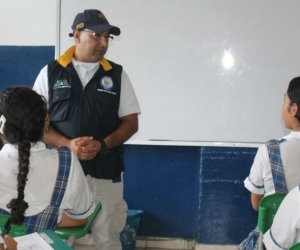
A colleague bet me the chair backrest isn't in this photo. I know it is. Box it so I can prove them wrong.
[257,193,286,234]
[290,242,300,250]
[54,200,102,240]
[0,214,27,237]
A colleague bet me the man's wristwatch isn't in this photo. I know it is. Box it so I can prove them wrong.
[98,139,109,156]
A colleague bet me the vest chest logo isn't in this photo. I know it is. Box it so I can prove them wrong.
[52,79,71,90]
[98,76,116,95]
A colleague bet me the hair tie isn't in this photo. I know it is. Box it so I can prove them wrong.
[0,115,6,134]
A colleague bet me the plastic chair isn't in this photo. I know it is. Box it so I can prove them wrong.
[290,242,300,250]
[257,193,286,250]
[55,200,102,247]
[0,214,27,237]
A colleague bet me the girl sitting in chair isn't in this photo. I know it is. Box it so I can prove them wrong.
[0,86,95,242]
[263,184,300,249]
[239,76,300,250]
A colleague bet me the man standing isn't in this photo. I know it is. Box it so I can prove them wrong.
[33,9,140,250]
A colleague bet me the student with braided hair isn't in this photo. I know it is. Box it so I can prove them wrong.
[0,86,95,241]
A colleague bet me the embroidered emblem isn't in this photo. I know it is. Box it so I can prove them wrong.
[52,79,71,90]
[76,22,84,29]
[100,76,113,90]
[98,13,106,20]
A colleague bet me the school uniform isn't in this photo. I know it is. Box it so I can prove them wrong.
[263,184,300,249]
[239,131,300,250]
[0,142,95,226]
[244,131,300,195]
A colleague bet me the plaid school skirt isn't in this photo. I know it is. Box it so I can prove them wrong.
[238,226,259,250]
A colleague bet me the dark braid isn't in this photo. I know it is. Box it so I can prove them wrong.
[0,86,47,225]
[6,140,30,224]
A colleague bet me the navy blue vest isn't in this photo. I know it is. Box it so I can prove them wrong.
[47,55,124,179]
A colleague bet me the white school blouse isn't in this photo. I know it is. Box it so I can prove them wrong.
[263,185,300,249]
[244,131,300,195]
[0,142,95,222]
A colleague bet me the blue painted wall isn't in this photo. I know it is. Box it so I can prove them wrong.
[197,147,257,244]
[124,145,258,244]
[0,46,54,92]
[0,46,259,244]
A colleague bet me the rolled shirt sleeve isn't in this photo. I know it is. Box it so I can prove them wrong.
[244,145,275,195]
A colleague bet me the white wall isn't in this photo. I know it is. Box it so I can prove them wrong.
[0,0,56,45]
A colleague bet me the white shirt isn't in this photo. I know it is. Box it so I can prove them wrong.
[33,60,141,118]
[263,185,300,249]
[0,229,3,244]
[0,142,95,223]
[244,131,300,195]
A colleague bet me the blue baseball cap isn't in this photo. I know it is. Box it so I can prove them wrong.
[69,9,121,37]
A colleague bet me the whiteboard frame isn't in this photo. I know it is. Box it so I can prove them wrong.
[55,0,61,59]
[55,0,288,148]
[125,140,262,148]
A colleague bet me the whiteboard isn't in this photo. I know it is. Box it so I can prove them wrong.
[58,0,300,144]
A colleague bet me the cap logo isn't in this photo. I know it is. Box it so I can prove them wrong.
[76,22,84,29]
[98,13,106,20]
